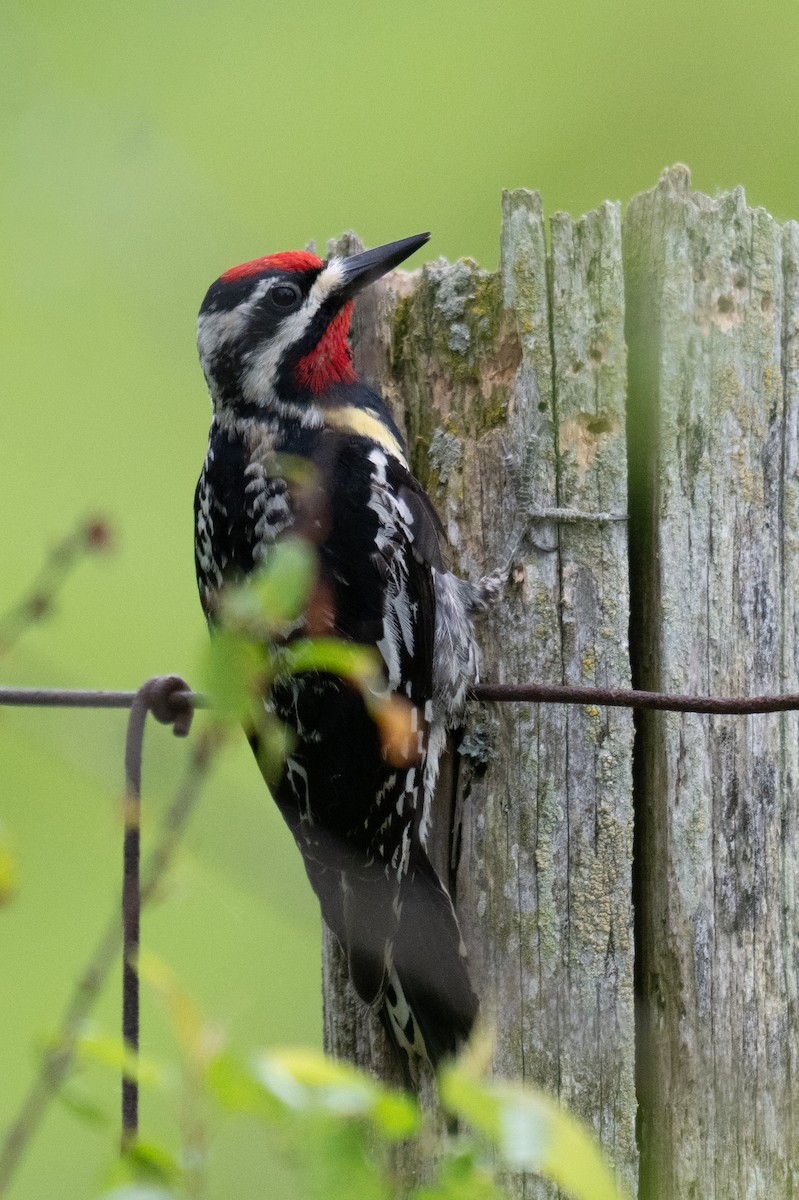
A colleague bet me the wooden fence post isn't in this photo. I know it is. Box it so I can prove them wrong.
[624,165,799,1198]
[323,198,637,1195]
[322,167,799,1197]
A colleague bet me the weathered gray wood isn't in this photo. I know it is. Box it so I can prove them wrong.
[322,199,637,1194]
[544,201,636,1184]
[624,165,799,1198]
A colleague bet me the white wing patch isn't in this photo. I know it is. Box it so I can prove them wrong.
[364,447,485,848]
[367,448,417,693]
[384,966,427,1064]
[422,572,482,843]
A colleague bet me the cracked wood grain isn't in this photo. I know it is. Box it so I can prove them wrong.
[323,174,799,1197]
[624,165,799,1199]
[322,199,637,1196]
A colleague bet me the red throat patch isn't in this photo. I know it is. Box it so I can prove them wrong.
[220,249,323,282]
[295,302,356,393]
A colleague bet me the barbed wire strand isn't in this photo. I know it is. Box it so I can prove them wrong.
[0,680,214,1197]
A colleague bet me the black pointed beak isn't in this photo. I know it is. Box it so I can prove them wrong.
[334,233,430,298]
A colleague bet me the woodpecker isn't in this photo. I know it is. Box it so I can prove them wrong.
[194,234,488,1076]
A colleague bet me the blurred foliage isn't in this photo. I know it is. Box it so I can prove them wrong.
[0,827,18,906]
[203,535,422,781]
[0,516,114,656]
[4,0,799,1193]
[78,957,623,1200]
[0,490,626,1200]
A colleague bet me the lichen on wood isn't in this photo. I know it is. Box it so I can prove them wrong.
[323,195,636,1196]
[322,170,799,1199]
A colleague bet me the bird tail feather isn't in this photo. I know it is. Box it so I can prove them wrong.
[385,850,478,1071]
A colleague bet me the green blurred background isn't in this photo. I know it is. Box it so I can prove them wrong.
[2,0,798,1194]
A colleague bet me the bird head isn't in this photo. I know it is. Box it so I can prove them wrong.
[197,233,429,417]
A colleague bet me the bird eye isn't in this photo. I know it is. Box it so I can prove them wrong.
[268,281,302,309]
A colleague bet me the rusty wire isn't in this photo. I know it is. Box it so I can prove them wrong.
[0,677,210,1195]
[121,676,196,1147]
[5,681,799,715]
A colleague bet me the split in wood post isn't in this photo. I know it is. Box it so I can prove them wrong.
[525,507,628,524]
[468,682,799,714]
[121,675,195,1151]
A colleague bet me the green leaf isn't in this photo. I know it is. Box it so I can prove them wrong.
[205,1050,283,1121]
[250,712,293,787]
[201,626,267,726]
[74,1028,163,1090]
[250,537,316,628]
[97,1187,178,1200]
[0,835,18,905]
[127,1142,180,1182]
[415,1149,506,1200]
[136,950,222,1065]
[370,1089,422,1139]
[117,1140,183,1186]
[439,1062,622,1200]
[276,639,382,690]
[218,537,316,635]
[268,1120,387,1200]
[58,1081,110,1128]
[253,1047,419,1138]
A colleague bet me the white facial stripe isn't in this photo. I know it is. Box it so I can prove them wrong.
[312,257,346,301]
[242,260,347,401]
[196,279,270,370]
